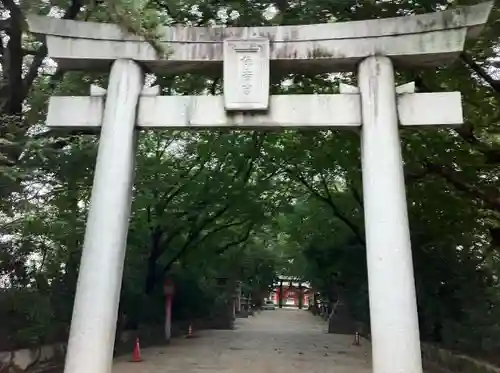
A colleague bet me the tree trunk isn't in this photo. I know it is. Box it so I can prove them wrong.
[145,229,163,294]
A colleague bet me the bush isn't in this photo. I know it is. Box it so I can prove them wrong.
[0,289,56,350]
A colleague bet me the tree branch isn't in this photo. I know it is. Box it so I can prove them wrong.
[425,161,500,212]
[2,0,24,115]
[154,135,223,215]
[149,0,184,24]
[287,168,365,245]
[232,132,265,184]
[415,74,500,164]
[405,166,429,183]
[161,205,231,273]
[150,134,261,280]
[62,0,85,20]
[152,160,207,218]
[215,222,255,255]
[453,120,500,164]
[22,0,84,105]
[195,219,249,248]
[460,52,500,95]
[350,186,363,209]
[1,0,20,14]
[210,77,221,95]
[21,48,38,56]
[319,173,334,201]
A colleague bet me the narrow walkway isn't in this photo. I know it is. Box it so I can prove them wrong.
[113,308,372,373]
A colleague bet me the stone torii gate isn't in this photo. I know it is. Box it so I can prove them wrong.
[27,3,492,373]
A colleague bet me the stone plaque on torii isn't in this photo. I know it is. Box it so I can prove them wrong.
[26,3,493,373]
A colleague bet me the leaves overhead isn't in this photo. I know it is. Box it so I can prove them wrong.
[0,0,499,362]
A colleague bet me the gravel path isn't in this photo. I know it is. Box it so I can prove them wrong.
[113,308,372,373]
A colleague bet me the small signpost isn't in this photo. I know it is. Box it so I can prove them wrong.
[163,278,175,343]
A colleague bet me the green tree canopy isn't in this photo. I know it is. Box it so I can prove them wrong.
[1,0,499,363]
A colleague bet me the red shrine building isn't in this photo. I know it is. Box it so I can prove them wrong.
[269,276,313,308]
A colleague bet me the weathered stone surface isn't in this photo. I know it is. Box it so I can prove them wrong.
[397,92,463,127]
[223,39,270,110]
[0,351,12,370]
[45,92,462,130]
[26,2,492,73]
[138,94,361,129]
[0,344,66,373]
[12,348,40,370]
[47,96,103,129]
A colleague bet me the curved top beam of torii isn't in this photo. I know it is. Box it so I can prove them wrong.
[27,2,493,74]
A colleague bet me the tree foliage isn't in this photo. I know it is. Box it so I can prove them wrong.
[1,0,500,363]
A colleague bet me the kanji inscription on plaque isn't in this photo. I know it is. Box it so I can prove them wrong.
[223,39,270,111]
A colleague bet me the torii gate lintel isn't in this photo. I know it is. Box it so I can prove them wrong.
[26,2,492,74]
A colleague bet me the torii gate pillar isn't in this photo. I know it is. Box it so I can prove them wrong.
[359,56,421,372]
[63,59,143,373]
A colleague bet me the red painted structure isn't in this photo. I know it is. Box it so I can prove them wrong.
[272,284,312,307]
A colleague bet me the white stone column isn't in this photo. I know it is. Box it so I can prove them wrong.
[358,56,423,373]
[165,300,172,342]
[64,59,143,373]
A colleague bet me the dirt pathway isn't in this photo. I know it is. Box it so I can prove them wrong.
[113,308,372,373]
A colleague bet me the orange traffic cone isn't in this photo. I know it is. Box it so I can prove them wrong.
[186,324,193,338]
[131,337,142,362]
[353,332,360,346]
